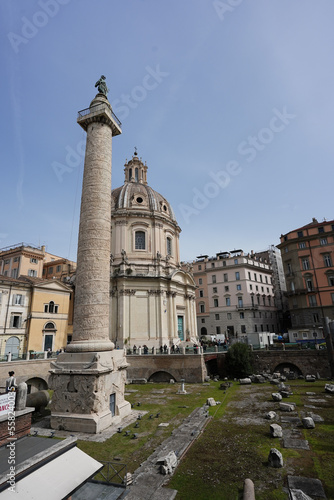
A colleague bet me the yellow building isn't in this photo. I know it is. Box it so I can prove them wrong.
[27,279,72,353]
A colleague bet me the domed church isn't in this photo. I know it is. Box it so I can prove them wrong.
[110,151,197,350]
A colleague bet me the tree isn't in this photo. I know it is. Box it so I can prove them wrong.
[225,342,253,378]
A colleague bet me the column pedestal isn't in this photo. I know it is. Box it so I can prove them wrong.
[50,350,131,433]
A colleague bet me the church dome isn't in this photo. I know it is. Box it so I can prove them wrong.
[111,152,177,224]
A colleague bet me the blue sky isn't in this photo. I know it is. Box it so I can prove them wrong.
[1,0,333,262]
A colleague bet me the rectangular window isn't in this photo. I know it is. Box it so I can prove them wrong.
[299,242,306,249]
[201,318,205,323]
[224,286,229,292]
[254,273,257,281]
[306,279,313,292]
[167,237,172,256]
[13,294,23,305]
[13,257,20,263]
[236,284,241,290]
[239,312,244,319]
[216,326,221,335]
[241,325,246,334]
[260,275,262,282]
[11,269,18,278]
[56,265,61,272]
[215,314,220,320]
[287,263,292,275]
[212,275,216,284]
[224,273,228,282]
[324,254,332,267]
[200,304,205,313]
[254,325,258,332]
[199,278,202,285]
[28,269,37,277]
[227,313,232,320]
[226,297,231,306]
[265,276,268,283]
[302,258,310,270]
[235,272,240,281]
[238,297,243,308]
[250,284,253,290]
[198,265,202,271]
[302,332,308,338]
[30,257,37,263]
[135,231,146,250]
[297,231,303,238]
[214,298,219,307]
[320,238,328,246]
[331,293,334,304]
[313,313,319,323]
[248,272,251,280]
[234,259,238,265]
[11,315,21,328]
[213,287,217,293]
[328,275,334,287]
[211,262,215,268]
[48,267,54,274]
[199,290,203,297]
[318,226,324,233]
[309,295,317,307]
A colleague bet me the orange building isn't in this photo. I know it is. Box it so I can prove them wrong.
[278,218,334,340]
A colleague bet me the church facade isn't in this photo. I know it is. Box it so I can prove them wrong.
[109,152,197,350]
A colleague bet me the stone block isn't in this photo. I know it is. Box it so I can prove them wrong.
[272,392,282,402]
[280,402,296,412]
[268,448,283,468]
[302,417,315,429]
[270,423,283,438]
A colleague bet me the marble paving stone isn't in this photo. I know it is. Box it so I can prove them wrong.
[287,476,327,498]
[280,416,302,425]
[283,438,310,450]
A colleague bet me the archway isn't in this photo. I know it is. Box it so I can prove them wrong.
[148,371,176,383]
[25,377,48,394]
[200,327,207,336]
[273,362,303,378]
[5,336,20,358]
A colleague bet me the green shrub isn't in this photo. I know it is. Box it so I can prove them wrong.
[225,342,253,378]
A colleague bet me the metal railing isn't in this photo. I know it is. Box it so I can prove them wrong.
[77,103,122,128]
[91,461,128,487]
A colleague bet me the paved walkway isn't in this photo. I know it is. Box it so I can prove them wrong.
[70,406,210,500]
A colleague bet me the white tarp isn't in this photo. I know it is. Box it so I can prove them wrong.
[0,446,102,499]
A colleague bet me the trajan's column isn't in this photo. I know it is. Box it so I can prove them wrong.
[50,77,131,433]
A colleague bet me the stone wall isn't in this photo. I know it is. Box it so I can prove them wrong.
[126,354,207,383]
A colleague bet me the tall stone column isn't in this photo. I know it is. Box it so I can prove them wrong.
[50,80,131,433]
[67,93,121,352]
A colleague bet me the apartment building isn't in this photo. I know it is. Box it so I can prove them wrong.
[190,250,278,339]
[277,218,334,341]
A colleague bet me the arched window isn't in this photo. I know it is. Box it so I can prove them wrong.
[129,168,132,181]
[44,301,59,313]
[44,322,56,330]
[135,168,139,182]
[167,237,172,256]
[135,231,146,250]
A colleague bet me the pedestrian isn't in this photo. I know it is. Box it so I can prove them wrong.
[6,371,17,392]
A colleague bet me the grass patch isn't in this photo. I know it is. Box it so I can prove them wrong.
[74,379,333,498]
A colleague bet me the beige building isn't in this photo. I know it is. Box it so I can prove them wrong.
[190,250,278,340]
[0,276,31,358]
[0,243,45,279]
[109,152,197,349]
